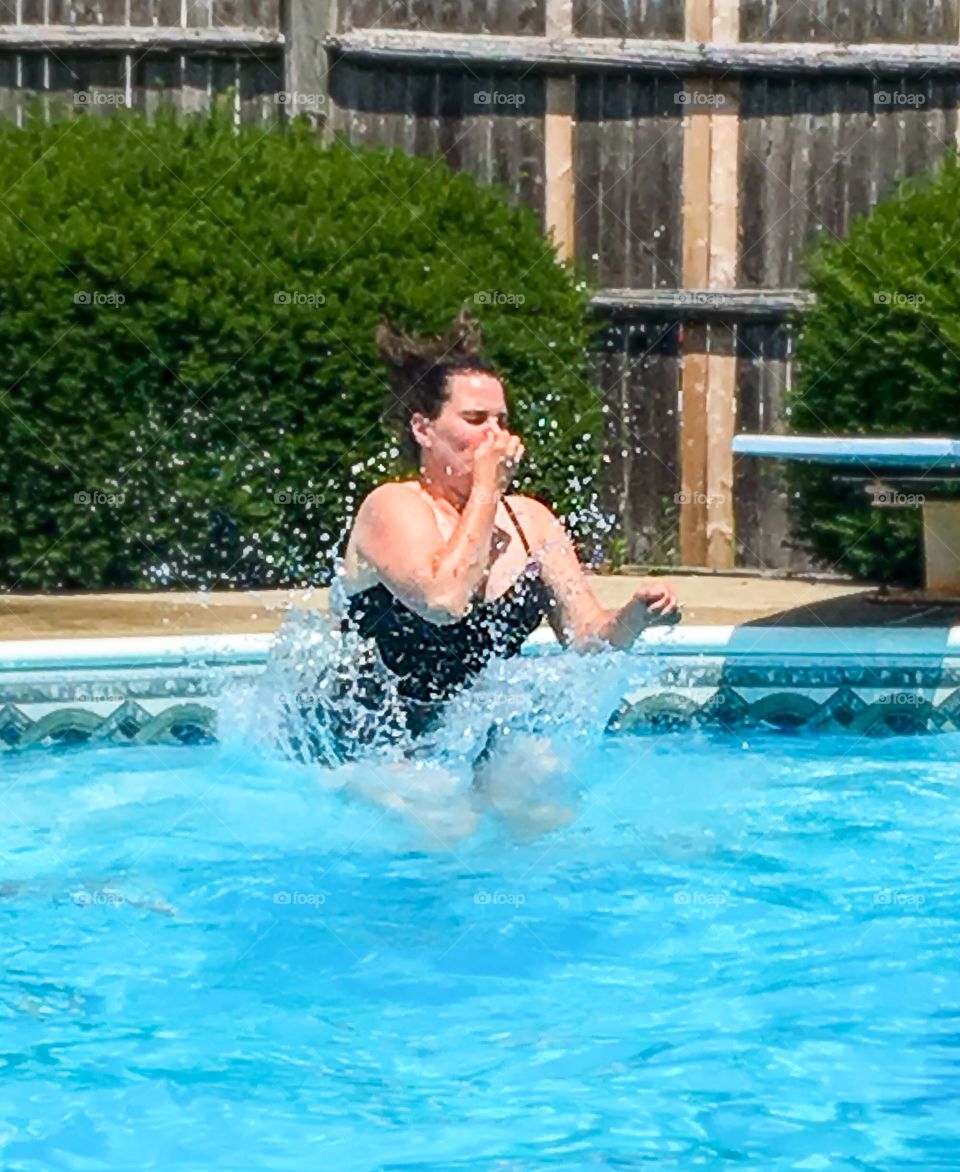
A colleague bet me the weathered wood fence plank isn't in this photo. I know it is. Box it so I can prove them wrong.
[0,25,282,50]
[327,29,960,77]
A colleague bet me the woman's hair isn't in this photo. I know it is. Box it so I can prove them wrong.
[376,307,502,463]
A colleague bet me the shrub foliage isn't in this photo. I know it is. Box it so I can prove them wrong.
[789,154,960,584]
[0,112,600,589]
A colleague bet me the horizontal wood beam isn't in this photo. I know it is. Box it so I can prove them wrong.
[590,288,814,320]
[327,29,960,78]
[6,26,956,77]
[0,25,283,54]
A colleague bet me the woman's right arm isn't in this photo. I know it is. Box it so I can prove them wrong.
[521,500,679,649]
[353,431,522,624]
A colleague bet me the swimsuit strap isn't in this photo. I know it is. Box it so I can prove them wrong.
[501,498,534,559]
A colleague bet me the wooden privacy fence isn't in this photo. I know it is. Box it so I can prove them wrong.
[3,0,960,570]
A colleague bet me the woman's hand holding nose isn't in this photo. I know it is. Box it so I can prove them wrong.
[473,427,524,497]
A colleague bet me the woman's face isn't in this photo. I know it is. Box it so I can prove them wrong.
[414,371,510,485]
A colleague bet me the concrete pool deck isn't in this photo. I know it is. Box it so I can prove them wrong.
[2,572,960,640]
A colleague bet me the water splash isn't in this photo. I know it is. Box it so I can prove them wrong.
[225,599,662,840]
[236,589,652,752]
[229,603,410,769]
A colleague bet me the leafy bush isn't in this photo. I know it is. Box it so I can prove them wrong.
[0,111,600,590]
[788,154,960,584]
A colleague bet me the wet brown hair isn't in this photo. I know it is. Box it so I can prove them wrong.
[376,307,502,462]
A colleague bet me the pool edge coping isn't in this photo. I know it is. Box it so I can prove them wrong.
[2,624,960,672]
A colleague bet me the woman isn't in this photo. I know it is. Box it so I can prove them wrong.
[328,309,679,759]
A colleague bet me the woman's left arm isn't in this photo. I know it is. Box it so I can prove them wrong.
[519,499,679,650]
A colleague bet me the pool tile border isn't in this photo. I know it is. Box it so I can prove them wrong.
[2,627,960,749]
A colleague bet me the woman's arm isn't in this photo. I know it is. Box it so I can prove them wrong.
[353,482,497,623]
[522,500,679,650]
[353,430,522,624]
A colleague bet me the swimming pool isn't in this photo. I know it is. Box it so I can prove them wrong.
[2,703,959,1166]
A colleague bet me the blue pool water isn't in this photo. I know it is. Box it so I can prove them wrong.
[2,721,960,1168]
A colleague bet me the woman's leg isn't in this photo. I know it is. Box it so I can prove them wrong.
[471,722,574,840]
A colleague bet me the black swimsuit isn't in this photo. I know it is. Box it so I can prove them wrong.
[323,499,554,753]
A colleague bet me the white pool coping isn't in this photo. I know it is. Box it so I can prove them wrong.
[1,624,960,673]
[0,634,276,672]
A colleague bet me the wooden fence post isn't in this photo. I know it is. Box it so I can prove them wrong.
[679,0,740,569]
[283,0,338,141]
[544,0,575,259]
[679,0,712,567]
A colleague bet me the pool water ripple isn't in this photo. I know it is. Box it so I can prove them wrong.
[0,728,958,1168]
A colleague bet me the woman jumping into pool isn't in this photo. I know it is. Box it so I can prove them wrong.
[328,308,679,757]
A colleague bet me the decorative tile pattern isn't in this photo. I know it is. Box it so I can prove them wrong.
[4,650,960,749]
[603,651,960,735]
[0,700,219,749]
[608,684,960,735]
[0,664,258,751]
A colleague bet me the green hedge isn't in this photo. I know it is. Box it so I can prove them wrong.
[789,154,960,584]
[0,111,600,590]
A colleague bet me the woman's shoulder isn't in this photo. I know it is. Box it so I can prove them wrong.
[505,493,563,538]
[346,480,426,549]
[342,481,433,587]
[351,479,448,552]
[356,479,425,519]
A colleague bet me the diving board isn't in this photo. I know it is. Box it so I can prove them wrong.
[734,434,960,596]
[732,435,960,469]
